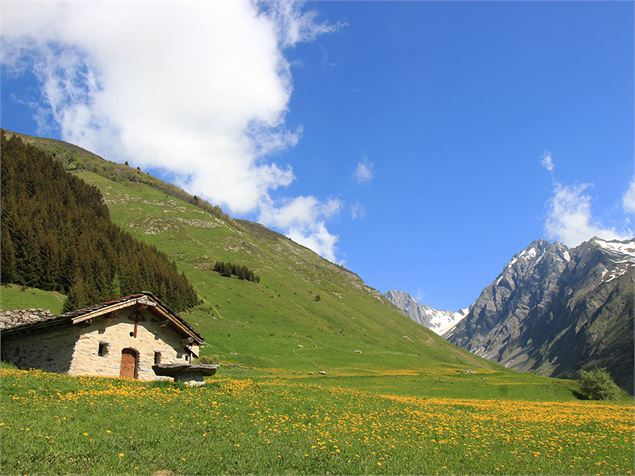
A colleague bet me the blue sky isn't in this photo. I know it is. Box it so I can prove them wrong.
[1,1,633,309]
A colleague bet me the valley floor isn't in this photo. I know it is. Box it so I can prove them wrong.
[1,367,633,475]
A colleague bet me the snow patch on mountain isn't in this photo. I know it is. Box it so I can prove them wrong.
[385,290,468,336]
[587,237,635,284]
[591,237,635,260]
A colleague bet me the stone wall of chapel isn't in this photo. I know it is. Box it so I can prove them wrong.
[1,307,195,380]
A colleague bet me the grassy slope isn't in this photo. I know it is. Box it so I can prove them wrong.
[5,131,581,398]
[79,169,488,374]
[0,284,65,314]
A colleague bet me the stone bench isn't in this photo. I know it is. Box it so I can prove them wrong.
[152,363,219,386]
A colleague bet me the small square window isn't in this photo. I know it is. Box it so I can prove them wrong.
[98,342,108,357]
[154,352,162,365]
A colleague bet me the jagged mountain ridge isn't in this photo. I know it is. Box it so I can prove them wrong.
[448,237,635,392]
[385,290,467,336]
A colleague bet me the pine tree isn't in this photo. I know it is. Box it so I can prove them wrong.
[1,228,16,283]
[110,273,122,299]
[221,262,231,277]
[63,272,89,313]
[38,238,60,290]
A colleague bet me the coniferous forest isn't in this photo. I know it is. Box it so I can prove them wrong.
[0,133,198,312]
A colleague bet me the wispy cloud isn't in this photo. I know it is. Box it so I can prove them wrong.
[0,1,343,261]
[623,177,635,215]
[260,0,345,48]
[353,159,374,184]
[545,183,630,246]
[350,202,366,220]
[541,151,554,172]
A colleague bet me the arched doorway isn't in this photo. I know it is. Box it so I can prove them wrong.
[120,348,138,379]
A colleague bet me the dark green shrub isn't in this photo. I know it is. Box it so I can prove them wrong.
[578,368,621,400]
[213,260,259,282]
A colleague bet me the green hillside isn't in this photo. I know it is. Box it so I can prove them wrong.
[4,130,499,375]
[81,167,489,373]
[0,284,66,314]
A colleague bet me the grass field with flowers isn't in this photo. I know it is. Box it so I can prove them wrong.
[3,133,633,475]
[1,366,632,475]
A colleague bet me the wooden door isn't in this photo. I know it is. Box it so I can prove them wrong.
[120,349,138,379]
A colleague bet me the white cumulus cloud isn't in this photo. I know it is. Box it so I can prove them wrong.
[545,183,630,246]
[259,196,342,262]
[0,1,343,261]
[353,159,374,183]
[288,222,340,263]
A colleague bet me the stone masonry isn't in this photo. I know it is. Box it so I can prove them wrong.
[1,306,200,381]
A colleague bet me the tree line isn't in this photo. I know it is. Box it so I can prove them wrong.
[213,261,260,283]
[1,134,199,313]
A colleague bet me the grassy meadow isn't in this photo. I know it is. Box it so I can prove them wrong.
[0,284,66,314]
[1,366,633,475]
[2,133,633,475]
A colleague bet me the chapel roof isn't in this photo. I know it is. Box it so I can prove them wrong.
[0,292,204,344]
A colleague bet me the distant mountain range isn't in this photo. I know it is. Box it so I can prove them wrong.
[385,290,467,336]
[388,237,634,393]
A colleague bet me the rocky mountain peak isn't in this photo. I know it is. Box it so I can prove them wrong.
[490,240,569,295]
[448,236,634,393]
[385,290,467,336]
[572,237,635,287]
